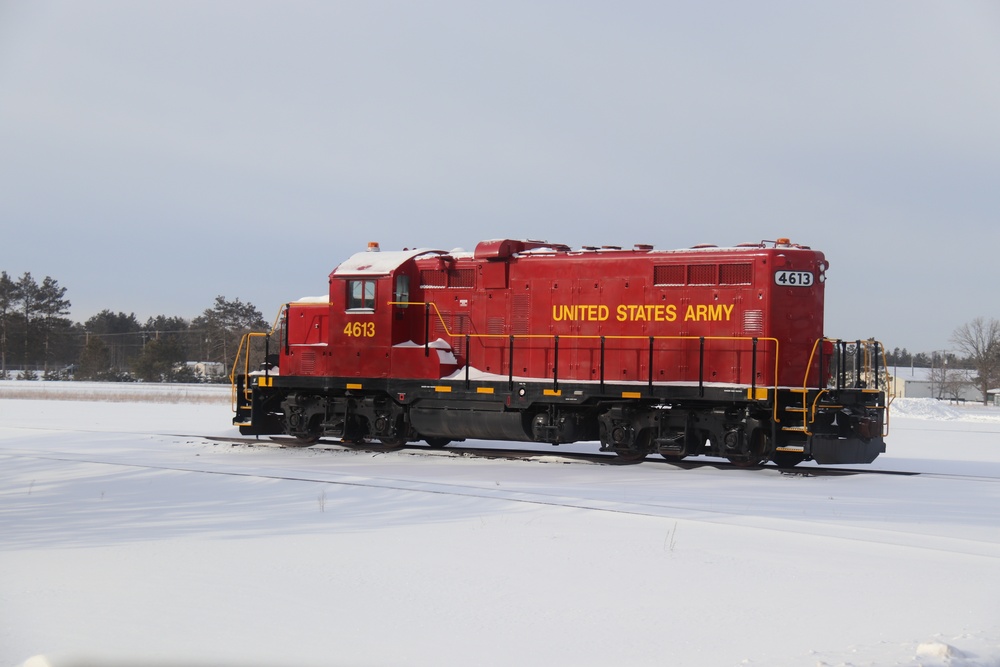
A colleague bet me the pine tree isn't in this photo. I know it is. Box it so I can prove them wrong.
[134,337,188,382]
[36,276,71,373]
[0,271,15,375]
[192,296,268,364]
[77,337,111,381]
[85,311,143,375]
[15,273,40,370]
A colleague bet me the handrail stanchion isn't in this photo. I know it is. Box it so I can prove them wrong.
[698,336,705,398]
[855,340,862,388]
[600,336,606,393]
[873,340,880,390]
[648,336,654,388]
[508,335,514,392]
[465,333,471,390]
[264,333,271,383]
[553,335,559,391]
[838,340,846,392]
[817,337,824,390]
[424,304,430,357]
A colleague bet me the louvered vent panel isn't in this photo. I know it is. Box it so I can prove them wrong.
[743,310,764,334]
[653,265,685,286]
[420,270,447,288]
[719,263,752,285]
[452,314,468,356]
[300,349,316,373]
[433,312,450,338]
[688,265,717,285]
[448,269,475,288]
[512,294,531,334]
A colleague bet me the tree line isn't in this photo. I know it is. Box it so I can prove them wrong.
[0,271,269,382]
[886,317,1000,405]
[5,270,1000,396]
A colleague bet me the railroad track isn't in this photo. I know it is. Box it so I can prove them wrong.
[203,435,923,478]
[4,427,990,480]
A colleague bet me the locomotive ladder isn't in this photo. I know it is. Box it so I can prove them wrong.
[782,338,891,438]
[230,305,285,415]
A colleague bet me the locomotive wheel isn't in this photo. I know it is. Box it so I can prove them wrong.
[614,448,649,463]
[726,456,763,468]
[286,433,320,447]
[727,428,766,467]
[425,437,451,449]
[613,429,651,463]
[771,452,805,468]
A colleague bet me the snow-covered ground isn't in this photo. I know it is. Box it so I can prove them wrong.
[1,386,999,666]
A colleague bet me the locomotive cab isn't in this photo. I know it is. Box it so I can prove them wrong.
[325,246,459,380]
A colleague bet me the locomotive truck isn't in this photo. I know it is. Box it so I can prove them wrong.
[231,238,888,466]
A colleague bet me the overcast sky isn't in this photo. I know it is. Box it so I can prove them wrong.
[2,1,998,352]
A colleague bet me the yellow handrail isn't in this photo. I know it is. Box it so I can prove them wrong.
[229,305,286,411]
[800,337,891,437]
[230,331,270,410]
[389,299,781,416]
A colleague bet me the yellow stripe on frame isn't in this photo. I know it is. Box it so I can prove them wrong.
[746,387,768,401]
[346,383,363,390]
[476,387,495,394]
[434,386,452,393]
[543,389,562,397]
[621,391,642,399]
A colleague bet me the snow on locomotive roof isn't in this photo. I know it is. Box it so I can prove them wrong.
[332,239,811,276]
[637,240,812,255]
[477,238,807,259]
[332,248,444,276]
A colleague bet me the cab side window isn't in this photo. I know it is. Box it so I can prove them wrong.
[347,280,376,310]
[394,275,410,307]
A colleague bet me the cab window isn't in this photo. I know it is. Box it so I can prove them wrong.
[347,280,376,310]
[395,275,410,307]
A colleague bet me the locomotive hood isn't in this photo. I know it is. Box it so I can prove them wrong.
[331,248,444,277]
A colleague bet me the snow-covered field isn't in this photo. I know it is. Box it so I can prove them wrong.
[2,383,999,666]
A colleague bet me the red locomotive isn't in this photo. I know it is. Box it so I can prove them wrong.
[232,238,888,466]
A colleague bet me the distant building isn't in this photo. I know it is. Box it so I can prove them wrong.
[887,366,980,402]
[180,361,226,381]
[988,389,1000,407]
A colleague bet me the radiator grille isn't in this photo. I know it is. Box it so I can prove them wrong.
[687,264,717,285]
[653,265,685,286]
[719,263,752,285]
[420,270,446,288]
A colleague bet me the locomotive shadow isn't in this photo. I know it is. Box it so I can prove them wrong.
[1,455,518,551]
